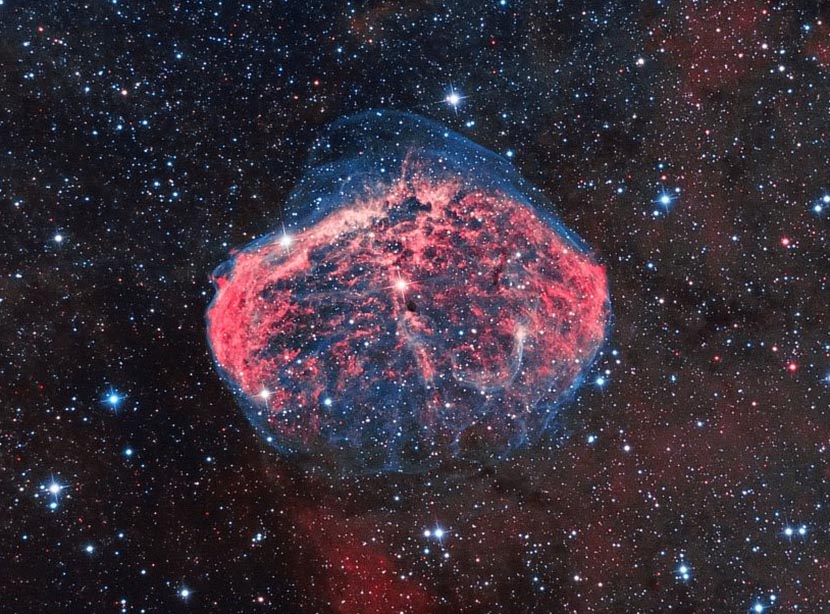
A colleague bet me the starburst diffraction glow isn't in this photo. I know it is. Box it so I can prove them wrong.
[206,111,610,472]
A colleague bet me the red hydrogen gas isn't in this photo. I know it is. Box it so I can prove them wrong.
[206,111,610,472]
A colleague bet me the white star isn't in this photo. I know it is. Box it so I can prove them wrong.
[444,87,465,112]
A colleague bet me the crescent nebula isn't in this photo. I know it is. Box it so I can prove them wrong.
[206,110,610,473]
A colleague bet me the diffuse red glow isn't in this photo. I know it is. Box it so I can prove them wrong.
[295,508,435,614]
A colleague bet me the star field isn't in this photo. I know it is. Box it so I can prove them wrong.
[2,1,830,613]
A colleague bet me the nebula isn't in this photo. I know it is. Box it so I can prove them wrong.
[206,110,610,472]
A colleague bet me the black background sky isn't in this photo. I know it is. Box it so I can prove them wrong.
[3,1,830,613]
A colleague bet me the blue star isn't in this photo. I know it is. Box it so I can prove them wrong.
[813,195,830,215]
[676,560,691,581]
[656,191,674,209]
[103,388,125,411]
[424,525,448,541]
